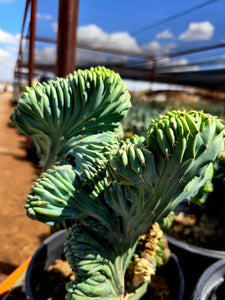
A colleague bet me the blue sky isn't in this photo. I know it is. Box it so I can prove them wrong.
[0,0,224,83]
[0,0,25,81]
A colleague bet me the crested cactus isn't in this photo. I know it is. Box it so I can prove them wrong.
[10,67,130,170]
[11,67,225,299]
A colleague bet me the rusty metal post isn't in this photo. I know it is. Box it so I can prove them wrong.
[56,0,79,77]
[28,0,37,86]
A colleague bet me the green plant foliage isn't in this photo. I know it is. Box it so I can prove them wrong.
[14,67,225,299]
[65,132,119,182]
[191,179,214,205]
[10,66,131,170]
[108,111,223,222]
[123,95,225,138]
[192,150,225,220]
[123,103,160,136]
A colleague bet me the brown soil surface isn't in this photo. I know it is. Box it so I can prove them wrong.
[0,92,51,283]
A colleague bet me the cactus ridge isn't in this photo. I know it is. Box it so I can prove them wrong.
[65,224,123,300]
[63,183,160,299]
[10,66,131,170]
[65,132,119,182]
[25,163,115,229]
[109,110,224,221]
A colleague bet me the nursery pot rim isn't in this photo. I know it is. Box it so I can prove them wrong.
[192,258,225,299]
[25,230,184,300]
[165,234,225,259]
[25,230,67,299]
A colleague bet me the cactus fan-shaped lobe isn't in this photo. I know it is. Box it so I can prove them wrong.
[109,111,224,221]
[10,67,131,170]
[66,131,119,182]
[25,163,78,224]
[147,110,224,162]
[25,162,112,226]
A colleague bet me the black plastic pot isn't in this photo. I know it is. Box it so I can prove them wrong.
[25,230,184,300]
[25,230,67,300]
[192,258,225,300]
[166,234,225,300]
[165,200,225,300]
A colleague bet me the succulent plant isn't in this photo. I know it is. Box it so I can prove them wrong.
[10,67,130,170]
[191,149,225,220]
[123,101,165,137]
[11,67,225,299]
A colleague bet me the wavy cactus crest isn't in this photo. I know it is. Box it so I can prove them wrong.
[21,68,225,300]
[109,110,224,219]
[10,66,131,170]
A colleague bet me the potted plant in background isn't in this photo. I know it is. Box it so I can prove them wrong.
[165,149,225,299]
[10,66,224,299]
[192,257,225,300]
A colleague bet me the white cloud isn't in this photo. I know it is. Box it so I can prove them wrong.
[156,29,173,39]
[0,29,20,81]
[109,32,141,52]
[77,24,142,53]
[51,23,58,33]
[34,45,108,66]
[4,45,19,52]
[36,13,52,20]
[163,42,177,54]
[34,45,119,67]
[78,25,107,45]
[157,57,199,72]
[35,46,56,65]
[158,57,188,67]
[142,41,161,56]
[52,24,141,55]
[0,28,20,45]
[142,41,176,57]
[179,21,214,41]
[34,45,107,67]
[28,24,142,67]
[0,48,16,81]
[76,48,108,65]
[0,48,11,60]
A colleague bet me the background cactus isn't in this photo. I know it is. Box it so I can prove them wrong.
[122,102,161,136]
[11,67,225,299]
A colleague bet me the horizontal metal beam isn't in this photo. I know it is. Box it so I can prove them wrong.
[161,43,225,59]
[28,36,155,61]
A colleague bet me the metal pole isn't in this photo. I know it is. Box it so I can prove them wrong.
[14,0,30,92]
[28,0,37,86]
[56,0,79,77]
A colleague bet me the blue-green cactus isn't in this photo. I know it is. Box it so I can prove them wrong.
[12,67,225,299]
[10,67,130,170]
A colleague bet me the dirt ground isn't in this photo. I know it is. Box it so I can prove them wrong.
[0,92,51,283]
